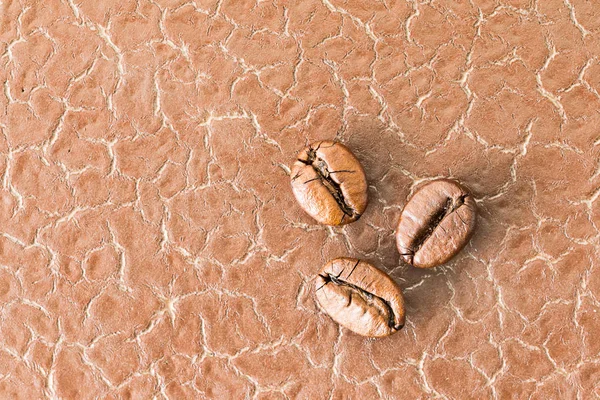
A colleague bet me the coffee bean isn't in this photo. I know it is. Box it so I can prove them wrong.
[291,141,368,226]
[396,179,477,268]
[315,257,405,337]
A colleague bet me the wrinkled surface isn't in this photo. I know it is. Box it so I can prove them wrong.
[396,179,477,268]
[1,0,600,398]
[291,141,368,225]
[316,258,405,337]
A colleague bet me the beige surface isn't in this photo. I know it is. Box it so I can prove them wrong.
[1,0,600,398]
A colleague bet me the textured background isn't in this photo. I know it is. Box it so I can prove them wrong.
[1,0,600,398]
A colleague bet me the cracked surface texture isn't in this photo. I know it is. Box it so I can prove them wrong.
[1,0,599,398]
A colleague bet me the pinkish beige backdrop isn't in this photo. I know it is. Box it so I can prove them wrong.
[1,0,600,398]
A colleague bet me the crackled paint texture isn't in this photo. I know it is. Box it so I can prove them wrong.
[0,0,599,398]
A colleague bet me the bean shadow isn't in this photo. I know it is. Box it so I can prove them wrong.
[340,121,490,325]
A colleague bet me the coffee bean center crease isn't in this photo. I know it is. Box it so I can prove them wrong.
[298,146,359,220]
[318,272,401,330]
[409,194,469,254]
[298,148,359,217]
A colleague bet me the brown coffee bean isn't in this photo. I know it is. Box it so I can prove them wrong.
[315,257,405,337]
[395,179,477,268]
[291,141,368,226]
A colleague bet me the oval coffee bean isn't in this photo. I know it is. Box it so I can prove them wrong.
[290,141,368,226]
[396,179,477,268]
[315,257,405,337]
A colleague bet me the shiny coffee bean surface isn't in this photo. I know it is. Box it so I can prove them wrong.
[291,141,368,226]
[315,257,405,337]
[396,179,477,268]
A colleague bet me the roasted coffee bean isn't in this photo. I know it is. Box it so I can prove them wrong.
[315,257,405,337]
[290,141,368,226]
[396,179,477,268]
